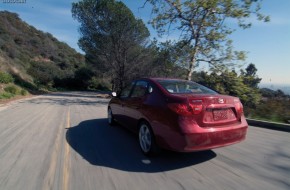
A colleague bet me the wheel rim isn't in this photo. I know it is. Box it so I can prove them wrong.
[139,124,152,153]
[108,109,112,124]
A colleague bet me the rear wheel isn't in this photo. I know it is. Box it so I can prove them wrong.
[108,107,115,125]
[138,122,158,156]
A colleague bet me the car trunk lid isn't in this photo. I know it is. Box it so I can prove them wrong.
[189,95,243,127]
[169,94,243,127]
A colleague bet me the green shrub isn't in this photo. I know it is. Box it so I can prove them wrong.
[20,89,28,96]
[245,99,290,124]
[0,92,14,99]
[88,77,111,91]
[0,85,28,99]
[0,72,14,84]
[4,84,20,95]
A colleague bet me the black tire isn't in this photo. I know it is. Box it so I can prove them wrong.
[108,107,116,126]
[138,121,159,156]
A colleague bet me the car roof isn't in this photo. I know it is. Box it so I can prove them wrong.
[138,77,189,82]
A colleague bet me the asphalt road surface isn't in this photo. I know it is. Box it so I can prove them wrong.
[0,92,289,190]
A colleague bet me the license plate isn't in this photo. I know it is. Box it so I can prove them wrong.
[213,109,228,121]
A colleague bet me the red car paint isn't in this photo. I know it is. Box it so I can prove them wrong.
[108,78,248,152]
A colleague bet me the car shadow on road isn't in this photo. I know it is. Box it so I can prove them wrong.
[66,118,216,173]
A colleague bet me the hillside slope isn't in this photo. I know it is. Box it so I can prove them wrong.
[0,11,86,90]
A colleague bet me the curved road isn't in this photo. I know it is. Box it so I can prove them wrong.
[0,92,289,190]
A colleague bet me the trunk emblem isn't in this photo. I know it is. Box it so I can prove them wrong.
[218,98,225,104]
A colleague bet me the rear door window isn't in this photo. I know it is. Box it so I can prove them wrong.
[120,82,135,98]
[131,81,148,98]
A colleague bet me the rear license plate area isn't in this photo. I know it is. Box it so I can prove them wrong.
[213,109,228,121]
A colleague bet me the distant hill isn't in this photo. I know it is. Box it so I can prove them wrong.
[259,83,290,96]
[0,11,87,90]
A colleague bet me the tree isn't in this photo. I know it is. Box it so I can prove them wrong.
[147,0,269,80]
[241,63,261,88]
[194,67,261,108]
[147,40,187,78]
[72,0,150,92]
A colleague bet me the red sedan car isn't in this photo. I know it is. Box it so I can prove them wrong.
[108,78,248,155]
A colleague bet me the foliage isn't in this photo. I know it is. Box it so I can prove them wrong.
[0,83,28,99]
[246,99,290,124]
[72,0,150,92]
[62,67,94,90]
[0,11,86,91]
[194,64,262,108]
[241,63,261,88]
[20,89,28,96]
[260,88,289,98]
[0,71,14,84]
[0,92,14,99]
[88,77,111,91]
[147,40,187,78]
[27,61,61,88]
[4,84,20,94]
[12,74,37,91]
[147,0,270,80]
[247,88,290,123]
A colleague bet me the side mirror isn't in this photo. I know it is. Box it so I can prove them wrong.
[111,92,117,97]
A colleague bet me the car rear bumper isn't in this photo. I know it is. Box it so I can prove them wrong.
[183,126,247,152]
[156,117,248,152]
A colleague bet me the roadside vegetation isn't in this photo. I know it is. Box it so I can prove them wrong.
[246,89,290,124]
[0,71,28,100]
[0,1,289,124]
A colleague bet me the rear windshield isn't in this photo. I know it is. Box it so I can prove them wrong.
[156,80,217,94]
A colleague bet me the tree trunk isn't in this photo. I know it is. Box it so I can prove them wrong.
[187,56,195,81]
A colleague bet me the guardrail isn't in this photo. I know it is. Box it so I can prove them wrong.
[247,118,290,132]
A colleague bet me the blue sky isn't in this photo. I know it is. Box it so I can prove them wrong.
[1,0,289,85]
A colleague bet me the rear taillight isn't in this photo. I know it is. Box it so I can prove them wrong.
[168,103,192,116]
[189,100,203,114]
[168,100,203,116]
[234,98,243,114]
